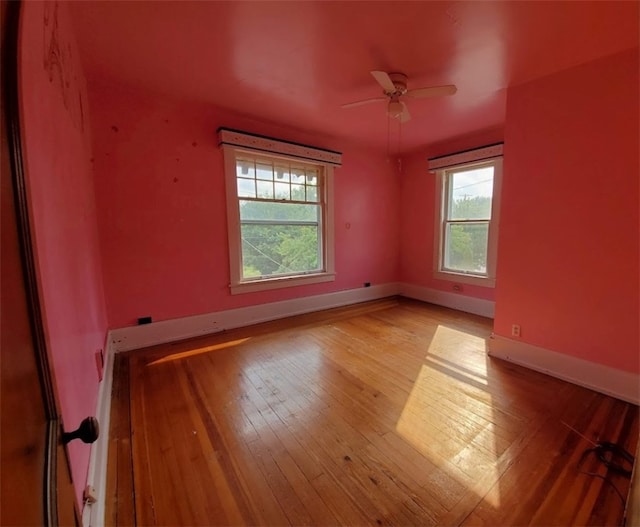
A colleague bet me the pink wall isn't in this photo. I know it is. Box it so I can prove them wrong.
[88,83,399,328]
[19,1,108,507]
[494,49,639,373]
[398,128,504,301]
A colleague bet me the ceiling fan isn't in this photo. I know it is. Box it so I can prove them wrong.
[342,71,457,123]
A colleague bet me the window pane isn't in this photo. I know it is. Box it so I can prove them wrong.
[448,167,494,220]
[256,180,274,199]
[274,164,290,183]
[306,186,318,202]
[237,178,256,198]
[274,182,290,200]
[444,222,489,274]
[241,224,320,278]
[240,200,318,222]
[236,160,255,179]
[256,162,274,181]
[291,166,307,181]
[305,168,319,185]
[289,184,304,201]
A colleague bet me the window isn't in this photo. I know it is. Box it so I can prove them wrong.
[432,149,502,287]
[220,129,339,294]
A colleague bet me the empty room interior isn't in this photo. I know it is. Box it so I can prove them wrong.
[3,1,640,526]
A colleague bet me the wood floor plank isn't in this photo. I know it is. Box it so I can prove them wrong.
[185,357,292,526]
[231,366,339,525]
[110,298,639,526]
[105,353,135,526]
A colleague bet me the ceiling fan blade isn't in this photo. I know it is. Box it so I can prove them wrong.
[341,97,386,109]
[407,85,457,98]
[371,70,396,93]
[399,101,411,123]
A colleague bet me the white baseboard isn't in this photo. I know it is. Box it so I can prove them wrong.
[82,337,116,527]
[489,334,640,405]
[110,283,401,352]
[399,283,495,318]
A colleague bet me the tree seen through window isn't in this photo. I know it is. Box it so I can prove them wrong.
[443,166,494,275]
[237,156,323,279]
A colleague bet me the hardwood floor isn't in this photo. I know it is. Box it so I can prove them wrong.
[106,298,638,526]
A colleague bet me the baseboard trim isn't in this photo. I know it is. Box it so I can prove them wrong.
[82,336,115,527]
[399,283,495,318]
[489,334,640,405]
[110,283,401,352]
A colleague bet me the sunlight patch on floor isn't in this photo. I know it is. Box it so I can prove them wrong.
[425,354,490,386]
[147,337,251,365]
[396,325,502,507]
[424,325,488,368]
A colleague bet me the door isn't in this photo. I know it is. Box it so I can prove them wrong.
[1,1,78,524]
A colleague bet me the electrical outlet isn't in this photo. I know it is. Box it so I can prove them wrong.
[511,324,521,338]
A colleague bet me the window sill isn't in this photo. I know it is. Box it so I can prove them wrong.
[434,270,495,288]
[230,272,336,295]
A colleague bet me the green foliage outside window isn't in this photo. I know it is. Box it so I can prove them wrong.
[446,196,491,273]
[241,224,319,277]
[239,192,320,278]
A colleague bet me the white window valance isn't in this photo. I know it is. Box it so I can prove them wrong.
[428,143,503,172]
[218,128,342,166]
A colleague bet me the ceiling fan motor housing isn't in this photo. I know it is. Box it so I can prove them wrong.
[386,73,408,96]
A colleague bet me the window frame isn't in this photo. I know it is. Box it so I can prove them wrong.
[222,145,335,294]
[433,156,502,288]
